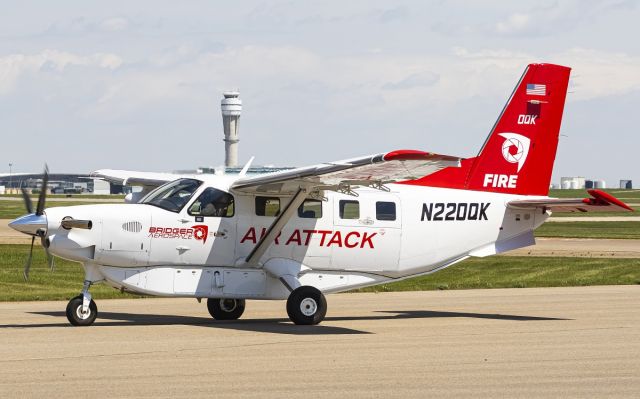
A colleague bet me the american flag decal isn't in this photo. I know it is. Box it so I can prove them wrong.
[526,83,546,96]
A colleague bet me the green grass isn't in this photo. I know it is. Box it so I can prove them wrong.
[0,244,139,301]
[357,256,640,292]
[1,194,125,199]
[535,221,640,239]
[0,244,638,301]
[0,200,113,219]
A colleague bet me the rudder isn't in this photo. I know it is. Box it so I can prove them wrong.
[408,63,571,196]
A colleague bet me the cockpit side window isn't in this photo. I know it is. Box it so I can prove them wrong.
[188,188,235,217]
[140,179,202,213]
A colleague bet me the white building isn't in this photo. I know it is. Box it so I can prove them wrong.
[560,176,586,189]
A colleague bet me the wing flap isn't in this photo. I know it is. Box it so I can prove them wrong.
[507,189,634,213]
[231,150,461,194]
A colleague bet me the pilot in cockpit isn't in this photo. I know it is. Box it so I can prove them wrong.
[199,189,231,217]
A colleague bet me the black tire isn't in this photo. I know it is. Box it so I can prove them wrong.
[65,295,98,326]
[286,286,327,325]
[207,298,246,320]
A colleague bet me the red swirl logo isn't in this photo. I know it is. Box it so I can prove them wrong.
[192,225,209,244]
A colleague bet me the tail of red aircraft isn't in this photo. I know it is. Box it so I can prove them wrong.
[410,63,571,196]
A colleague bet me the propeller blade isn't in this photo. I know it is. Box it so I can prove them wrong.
[36,164,49,216]
[23,236,35,281]
[20,188,33,214]
[46,249,55,272]
[41,236,55,272]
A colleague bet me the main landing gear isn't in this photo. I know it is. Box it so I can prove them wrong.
[207,298,246,320]
[205,286,327,325]
[286,286,327,325]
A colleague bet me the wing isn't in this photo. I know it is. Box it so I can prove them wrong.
[231,150,462,194]
[90,169,183,187]
[507,189,634,213]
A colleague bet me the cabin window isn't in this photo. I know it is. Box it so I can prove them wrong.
[140,178,202,213]
[188,188,234,217]
[256,197,280,216]
[339,200,359,219]
[376,201,396,221]
[298,199,322,219]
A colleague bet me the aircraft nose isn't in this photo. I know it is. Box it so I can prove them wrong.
[8,213,48,236]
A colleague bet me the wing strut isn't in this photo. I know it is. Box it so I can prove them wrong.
[244,187,309,266]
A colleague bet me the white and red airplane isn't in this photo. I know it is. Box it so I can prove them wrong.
[9,63,633,326]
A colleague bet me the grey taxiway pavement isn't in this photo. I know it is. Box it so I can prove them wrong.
[1,286,639,398]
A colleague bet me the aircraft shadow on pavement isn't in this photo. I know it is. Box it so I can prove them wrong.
[11,311,370,335]
[329,310,570,322]
[0,309,568,335]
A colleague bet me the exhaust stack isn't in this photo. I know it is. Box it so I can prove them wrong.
[61,218,93,230]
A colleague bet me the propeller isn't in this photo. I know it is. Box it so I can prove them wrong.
[20,164,54,280]
[20,187,33,214]
[35,164,49,216]
[24,237,35,280]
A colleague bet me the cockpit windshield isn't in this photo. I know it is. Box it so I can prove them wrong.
[140,179,202,213]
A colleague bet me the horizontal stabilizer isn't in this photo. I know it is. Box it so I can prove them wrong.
[507,189,634,213]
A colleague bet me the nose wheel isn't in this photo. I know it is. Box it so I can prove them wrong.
[65,279,97,326]
[286,286,327,325]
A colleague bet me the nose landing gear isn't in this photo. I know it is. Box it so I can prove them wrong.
[66,280,97,326]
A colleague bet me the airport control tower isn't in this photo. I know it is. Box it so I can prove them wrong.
[221,91,242,168]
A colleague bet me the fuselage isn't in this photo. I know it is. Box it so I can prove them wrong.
[41,176,548,298]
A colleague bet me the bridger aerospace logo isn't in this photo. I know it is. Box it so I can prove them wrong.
[499,133,530,172]
[192,225,209,244]
[483,132,531,189]
[148,225,210,244]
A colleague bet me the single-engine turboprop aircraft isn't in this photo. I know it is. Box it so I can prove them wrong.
[9,63,633,326]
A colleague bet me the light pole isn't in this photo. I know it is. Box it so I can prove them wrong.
[8,163,12,192]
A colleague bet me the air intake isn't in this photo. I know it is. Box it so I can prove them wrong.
[122,221,143,233]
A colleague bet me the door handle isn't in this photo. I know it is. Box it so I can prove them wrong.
[359,217,374,225]
[214,231,227,238]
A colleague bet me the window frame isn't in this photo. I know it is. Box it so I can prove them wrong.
[339,200,360,220]
[140,178,202,214]
[297,199,323,219]
[187,187,235,218]
[375,201,397,221]
[255,196,281,217]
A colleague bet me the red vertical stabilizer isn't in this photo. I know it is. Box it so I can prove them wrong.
[406,63,571,196]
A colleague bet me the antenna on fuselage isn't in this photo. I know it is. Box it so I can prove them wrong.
[239,156,255,177]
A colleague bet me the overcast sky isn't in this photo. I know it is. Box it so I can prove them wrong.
[1,0,639,186]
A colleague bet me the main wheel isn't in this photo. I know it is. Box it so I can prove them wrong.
[207,298,246,320]
[286,286,327,325]
[65,295,98,326]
